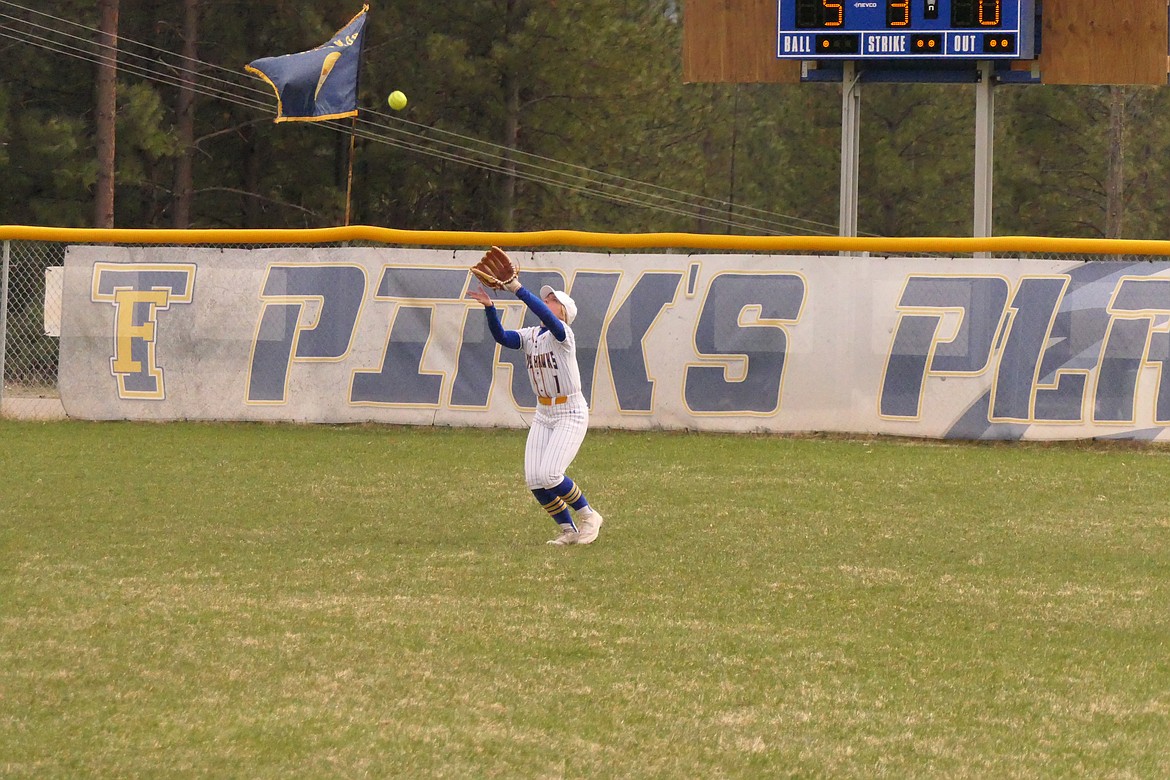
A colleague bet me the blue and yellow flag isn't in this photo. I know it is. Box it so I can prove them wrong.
[246,5,368,122]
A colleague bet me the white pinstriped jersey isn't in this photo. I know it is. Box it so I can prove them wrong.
[516,324,581,399]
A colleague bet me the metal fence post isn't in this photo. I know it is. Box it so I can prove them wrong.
[0,240,10,407]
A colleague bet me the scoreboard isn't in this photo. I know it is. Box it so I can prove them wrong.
[777,0,1036,60]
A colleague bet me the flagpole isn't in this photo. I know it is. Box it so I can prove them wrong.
[344,116,357,226]
[246,3,368,226]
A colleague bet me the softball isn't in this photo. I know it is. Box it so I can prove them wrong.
[387,90,408,110]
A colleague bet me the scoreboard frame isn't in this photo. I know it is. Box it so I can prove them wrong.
[777,0,1036,60]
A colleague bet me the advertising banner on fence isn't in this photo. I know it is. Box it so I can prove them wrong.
[58,245,1170,440]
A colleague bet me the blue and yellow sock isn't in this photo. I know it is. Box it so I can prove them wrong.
[531,487,575,529]
[552,476,590,512]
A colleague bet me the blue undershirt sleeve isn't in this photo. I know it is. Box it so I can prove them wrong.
[516,286,567,341]
[483,305,521,349]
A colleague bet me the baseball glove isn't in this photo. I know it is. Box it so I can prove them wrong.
[470,246,519,290]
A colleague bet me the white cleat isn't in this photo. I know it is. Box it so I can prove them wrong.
[576,510,604,545]
[547,525,579,546]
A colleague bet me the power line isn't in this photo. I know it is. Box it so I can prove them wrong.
[0,0,841,235]
[0,0,839,234]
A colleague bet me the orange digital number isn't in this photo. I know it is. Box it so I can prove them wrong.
[980,0,1001,26]
[822,0,844,27]
[888,0,910,27]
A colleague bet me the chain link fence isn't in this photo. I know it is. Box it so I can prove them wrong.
[2,240,65,419]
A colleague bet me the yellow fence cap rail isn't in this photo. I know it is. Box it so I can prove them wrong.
[5,225,1170,256]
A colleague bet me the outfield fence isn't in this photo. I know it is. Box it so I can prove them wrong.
[2,238,65,419]
[6,226,1170,439]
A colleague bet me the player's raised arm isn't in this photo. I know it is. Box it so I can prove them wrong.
[471,246,572,341]
[467,285,520,349]
[515,286,567,341]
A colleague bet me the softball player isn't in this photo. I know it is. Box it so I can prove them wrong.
[468,270,604,546]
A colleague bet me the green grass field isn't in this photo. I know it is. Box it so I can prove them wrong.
[2,420,1168,777]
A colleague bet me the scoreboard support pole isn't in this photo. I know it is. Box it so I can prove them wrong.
[839,62,862,241]
[686,0,1167,241]
[973,61,995,248]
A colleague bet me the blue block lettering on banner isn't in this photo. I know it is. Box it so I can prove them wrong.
[881,276,1009,419]
[247,264,366,404]
[451,304,499,409]
[351,266,468,406]
[565,272,621,406]
[992,276,1069,422]
[1095,277,1170,423]
[685,273,805,414]
[606,272,682,413]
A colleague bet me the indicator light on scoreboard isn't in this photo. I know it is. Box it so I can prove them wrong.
[910,34,942,53]
[816,34,860,54]
[983,33,1016,53]
[924,0,939,20]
